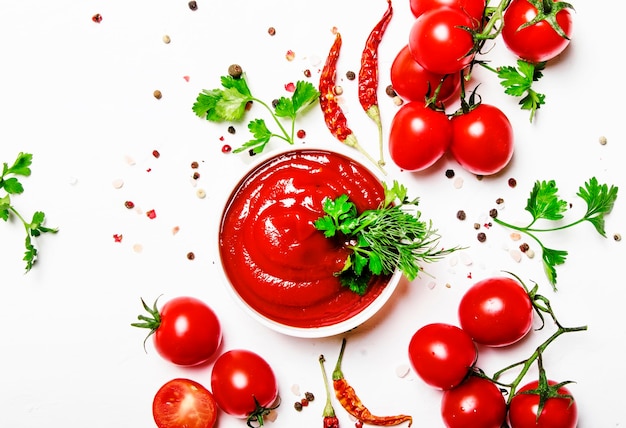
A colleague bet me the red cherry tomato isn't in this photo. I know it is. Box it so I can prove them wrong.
[134,296,222,367]
[388,102,452,171]
[410,0,486,22]
[450,103,514,175]
[211,349,279,423]
[152,378,218,428]
[458,276,533,347]
[441,376,507,428]
[390,45,460,104]
[508,380,578,428]
[409,7,477,75]
[502,0,573,63]
[408,323,477,390]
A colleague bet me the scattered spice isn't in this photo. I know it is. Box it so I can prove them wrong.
[112,179,124,189]
[227,125,236,134]
[508,177,517,188]
[222,144,232,153]
[153,90,162,100]
[332,338,413,426]
[192,172,200,180]
[599,135,608,145]
[385,85,396,97]
[300,398,309,407]
[228,63,243,79]
[294,401,303,412]
[92,13,103,23]
[191,161,199,169]
[285,82,296,92]
[188,1,198,11]
[304,69,312,78]
[474,223,481,230]
[445,169,455,179]
[187,252,195,260]
[477,232,487,242]
[286,50,296,61]
[519,242,530,252]
[456,210,466,221]
[358,0,393,167]
[152,150,160,158]
[196,189,206,199]
[613,233,621,242]
[297,129,306,139]
[162,35,171,44]
[346,71,356,80]
[334,86,344,96]
[113,234,123,243]
[392,96,403,106]
[124,201,135,209]
[268,27,276,36]
[305,392,315,402]
[489,208,498,218]
[146,209,157,219]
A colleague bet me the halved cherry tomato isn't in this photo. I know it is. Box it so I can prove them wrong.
[458,276,533,347]
[211,349,279,425]
[153,378,218,428]
[441,376,507,428]
[450,103,514,175]
[388,101,452,171]
[408,323,477,390]
[390,44,460,104]
[508,379,578,428]
[502,0,573,63]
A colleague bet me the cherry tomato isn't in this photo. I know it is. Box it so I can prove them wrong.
[508,380,578,428]
[441,376,507,428]
[153,378,218,428]
[458,276,533,347]
[408,323,477,390]
[133,296,222,366]
[410,0,486,22]
[211,349,279,424]
[409,7,477,75]
[450,103,514,175]
[502,0,573,63]
[390,45,460,104]
[388,102,452,171]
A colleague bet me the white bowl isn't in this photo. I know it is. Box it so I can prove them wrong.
[217,148,402,338]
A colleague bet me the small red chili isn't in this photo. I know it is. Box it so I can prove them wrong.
[358,0,393,167]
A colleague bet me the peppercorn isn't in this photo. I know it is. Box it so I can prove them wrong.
[188,1,198,10]
[191,161,199,169]
[346,70,356,80]
[519,243,530,252]
[489,208,498,218]
[228,63,243,79]
[192,172,200,180]
[153,90,162,99]
[267,26,276,36]
[303,69,312,78]
[227,125,236,134]
[162,35,171,44]
[477,232,487,242]
[445,169,455,178]
[508,178,517,188]
[294,401,303,411]
[456,210,466,221]
[124,201,135,209]
[304,392,315,401]
[614,233,622,242]
[187,252,195,260]
[385,85,396,97]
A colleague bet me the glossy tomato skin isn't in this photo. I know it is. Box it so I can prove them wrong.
[408,323,477,390]
[388,102,452,171]
[441,376,507,428]
[390,45,460,104]
[502,0,573,63]
[458,276,533,347]
[410,0,486,22]
[450,103,514,175]
[508,380,578,428]
[409,7,477,75]
[153,378,218,428]
[154,296,222,366]
[211,349,278,419]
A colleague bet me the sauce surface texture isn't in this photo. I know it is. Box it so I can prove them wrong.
[219,149,390,328]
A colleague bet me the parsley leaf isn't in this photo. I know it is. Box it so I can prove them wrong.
[314,181,460,295]
[493,177,618,290]
[1,152,58,272]
[496,60,546,122]
[193,73,319,154]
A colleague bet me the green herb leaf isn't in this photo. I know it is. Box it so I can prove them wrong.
[494,177,618,290]
[496,60,546,122]
[314,180,459,295]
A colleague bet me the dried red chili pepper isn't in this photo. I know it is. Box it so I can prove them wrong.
[319,355,340,428]
[332,338,413,427]
[319,32,384,174]
[358,0,393,167]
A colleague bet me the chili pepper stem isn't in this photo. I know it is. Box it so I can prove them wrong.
[365,105,385,167]
[344,134,387,175]
[319,355,338,419]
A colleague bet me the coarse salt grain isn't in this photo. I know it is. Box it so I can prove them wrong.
[509,249,522,263]
[133,244,143,253]
[196,189,206,199]
[459,252,473,266]
[453,177,464,189]
[172,226,180,235]
[525,249,535,259]
[290,384,301,396]
[112,179,124,189]
[395,364,411,378]
[510,232,521,241]
[426,281,436,290]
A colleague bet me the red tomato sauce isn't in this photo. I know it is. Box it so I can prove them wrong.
[219,149,391,329]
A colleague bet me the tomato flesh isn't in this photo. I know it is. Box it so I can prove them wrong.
[408,323,477,390]
[508,380,578,428]
[502,0,573,63]
[388,101,452,171]
[441,376,507,428]
[153,378,218,428]
[458,276,533,347]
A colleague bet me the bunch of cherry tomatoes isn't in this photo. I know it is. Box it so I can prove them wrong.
[132,296,277,428]
[388,0,573,174]
[408,275,579,428]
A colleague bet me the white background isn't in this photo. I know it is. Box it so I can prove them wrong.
[1,0,624,427]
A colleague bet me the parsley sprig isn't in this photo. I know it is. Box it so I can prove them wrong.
[493,177,618,289]
[314,180,459,295]
[1,152,58,272]
[192,73,320,154]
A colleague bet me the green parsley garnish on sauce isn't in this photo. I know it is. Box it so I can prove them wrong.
[192,74,319,154]
[314,180,459,295]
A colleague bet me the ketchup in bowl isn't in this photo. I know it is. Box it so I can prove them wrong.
[219,149,396,334]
